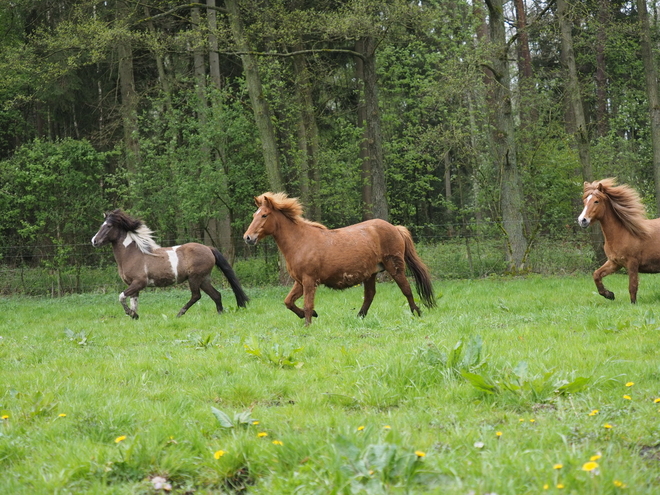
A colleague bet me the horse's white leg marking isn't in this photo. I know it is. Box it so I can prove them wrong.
[578,194,593,225]
[130,296,138,314]
[167,246,180,282]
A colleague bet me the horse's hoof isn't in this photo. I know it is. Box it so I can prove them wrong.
[602,291,615,300]
[312,310,318,318]
[131,314,139,320]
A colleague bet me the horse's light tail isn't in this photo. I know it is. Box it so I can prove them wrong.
[211,248,249,308]
[396,226,436,309]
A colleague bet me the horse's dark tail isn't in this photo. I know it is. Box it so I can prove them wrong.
[211,248,249,308]
[396,226,436,309]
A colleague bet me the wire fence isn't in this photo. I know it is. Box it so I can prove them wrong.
[0,220,599,296]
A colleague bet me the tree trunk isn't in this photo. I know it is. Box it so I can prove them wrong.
[225,0,284,193]
[293,43,321,220]
[117,1,139,175]
[207,0,234,262]
[594,0,609,137]
[485,0,528,273]
[355,39,373,221]
[558,0,605,264]
[361,36,388,222]
[144,6,172,113]
[637,0,660,215]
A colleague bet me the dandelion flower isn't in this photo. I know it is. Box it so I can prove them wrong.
[529,419,536,423]
[415,450,426,457]
[590,454,602,461]
[604,424,613,429]
[614,480,627,488]
[654,398,660,404]
[589,409,599,416]
[623,395,631,400]
[252,420,260,425]
[582,461,599,472]
[557,483,565,489]
[1,415,8,420]
[543,484,549,490]
[214,450,226,459]
[383,425,391,430]
[257,432,268,438]
[553,463,563,470]
[626,382,634,387]
[496,431,502,437]
[58,413,66,417]
[357,425,365,431]
[519,418,525,422]
[115,436,127,443]
[272,440,283,446]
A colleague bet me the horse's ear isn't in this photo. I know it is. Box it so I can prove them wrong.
[254,196,260,207]
[583,181,590,190]
[262,195,273,209]
[597,182,604,192]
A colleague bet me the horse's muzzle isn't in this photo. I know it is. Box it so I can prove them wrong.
[244,235,258,246]
[577,217,590,228]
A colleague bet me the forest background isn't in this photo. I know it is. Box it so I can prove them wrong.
[1,0,659,293]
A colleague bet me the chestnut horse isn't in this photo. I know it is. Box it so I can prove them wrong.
[92,209,248,319]
[243,192,435,325]
[578,178,660,303]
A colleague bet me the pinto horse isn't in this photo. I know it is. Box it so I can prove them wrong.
[243,192,435,325]
[92,209,248,319]
[578,178,660,303]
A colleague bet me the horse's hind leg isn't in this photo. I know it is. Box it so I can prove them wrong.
[177,278,202,317]
[383,257,421,316]
[593,260,622,301]
[200,278,224,314]
[357,274,377,318]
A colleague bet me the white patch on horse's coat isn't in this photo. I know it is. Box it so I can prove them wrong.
[167,247,179,282]
[256,207,262,215]
[91,220,109,245]
[130,297,138,313]
[119,292,126,303]
[578,194,593,224]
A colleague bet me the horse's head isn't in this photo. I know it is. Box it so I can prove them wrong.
[578,181,608,228]
[92,209,138,247]
[243,195,276,245]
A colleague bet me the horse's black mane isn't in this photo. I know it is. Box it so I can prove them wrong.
[106,209,143,232]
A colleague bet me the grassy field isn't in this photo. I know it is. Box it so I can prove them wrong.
[2,273,660,494]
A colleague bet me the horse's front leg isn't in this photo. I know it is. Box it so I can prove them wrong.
[593,259,622,301]
[284,280,319,322]
[120,281,146,319]
[302,277,318,326]
[627,261,639,304]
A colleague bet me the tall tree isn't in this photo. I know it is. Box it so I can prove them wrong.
[225,0,284,193]
[637,0,660,214]
[485,0,528,272]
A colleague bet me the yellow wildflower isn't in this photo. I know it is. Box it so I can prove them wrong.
[58,413,66,417]
[496,431,502,437]
[214,450,226,459]
[529,419,536,423]
[415,450,426,457]
[553,464,563,470]
[543,484,549,490]
[557,483,565,489]
[383,425,391,430]
[582,461,599,472]
[589,409,599,416]
[115,436,127,443]
[604,424,613,429]
[625,382,634,387]
[1,414,9,420]
[614,480,627,488]
[272,440,283,446]
[257,432,268,438]
[654,398,660,403]
[623,395,631,400]
[590,454,601,461]
[252,420,260,425]
[357,425,365,431]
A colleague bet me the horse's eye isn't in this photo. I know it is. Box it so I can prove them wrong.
[594,200,599,204]
[262,214,268,218]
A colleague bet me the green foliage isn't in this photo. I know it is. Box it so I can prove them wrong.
[243,336,304,369]
[414,335,486,378]
[211,407,258,429]
[462,361,591,403]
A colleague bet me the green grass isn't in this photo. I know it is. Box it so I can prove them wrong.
[2,273,660,493]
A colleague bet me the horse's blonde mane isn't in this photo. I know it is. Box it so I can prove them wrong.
[259,192,327,229]
[585,178,651,238]
[125,224,161,254]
